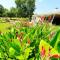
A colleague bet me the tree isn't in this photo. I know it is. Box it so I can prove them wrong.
[7,7,17,17]
[0,4,5,17]
[15,0,35,19]
[3,8,8,17]
[10,7,17,17]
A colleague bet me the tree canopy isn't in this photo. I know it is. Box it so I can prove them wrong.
[15,0,35,18]
[0,5,5,17]
[0,0,35,18]
[7,7,17,17]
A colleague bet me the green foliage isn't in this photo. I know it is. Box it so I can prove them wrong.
[15,0,35,18]
[0,4,9,17]
[0,22,60,60]
[7,7,17,17]
[0,4,5,17]
[9,47,15,57]
[0,0,35,18]
[0,22,12,33]
[50,29,60,47]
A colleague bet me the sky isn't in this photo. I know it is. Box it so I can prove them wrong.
[0,0,16,9]
[0,0,60,14]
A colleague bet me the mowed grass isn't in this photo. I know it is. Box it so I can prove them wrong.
[0,22,13,33]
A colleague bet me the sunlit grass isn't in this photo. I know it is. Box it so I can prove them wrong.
[0,22,12,33]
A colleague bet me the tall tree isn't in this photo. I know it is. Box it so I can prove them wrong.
[7,7,17,17]
[15,0,35,19]
[0,5,4,17]
[3,8,8,17]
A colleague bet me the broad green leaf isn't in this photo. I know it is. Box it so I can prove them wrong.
[56,41,60,53]
[16,54,24,60]
[0,52,2,58]
[9,47,15,56]
[50,29,60,47]
[39,40,52,56]
[24,48,32,59]
[39,40,59,56]
[50,49,58,55]
[9,42,20,56]
[29,57,34,60]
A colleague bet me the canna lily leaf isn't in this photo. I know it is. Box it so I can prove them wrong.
[9,42,20,56]
[50,29,60,47]
[56,41,60,53]
[39,40,52,56]
[50,48,59,55]
[16,54,24,60]
[9,47,15,56]
[39,40,59,57]
[24,48,32,59]
[0,52,2,58]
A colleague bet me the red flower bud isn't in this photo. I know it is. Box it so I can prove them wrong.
[20,32,24,35]
[27,39,30,44]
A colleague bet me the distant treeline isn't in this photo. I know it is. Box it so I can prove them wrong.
[0,0,35,19]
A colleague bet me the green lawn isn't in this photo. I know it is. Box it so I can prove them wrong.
[0,22,13,33]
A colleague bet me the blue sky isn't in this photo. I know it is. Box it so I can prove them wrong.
[0,0,16,9]
[0,0,60,14]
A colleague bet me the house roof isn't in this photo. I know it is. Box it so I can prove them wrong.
[37,9,60,16]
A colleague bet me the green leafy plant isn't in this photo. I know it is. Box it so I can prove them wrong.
[0,22,60,60]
